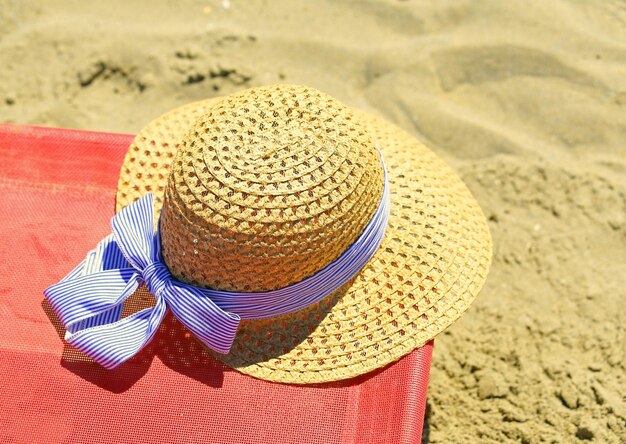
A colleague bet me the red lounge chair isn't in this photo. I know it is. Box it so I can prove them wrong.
[0,124,432,444]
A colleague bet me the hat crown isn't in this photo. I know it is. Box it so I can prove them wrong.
[160,85,384,292]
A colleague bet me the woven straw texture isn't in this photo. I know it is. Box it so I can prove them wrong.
[116,85,492,383]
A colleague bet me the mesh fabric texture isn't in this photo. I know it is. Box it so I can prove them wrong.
[0,124,432,444]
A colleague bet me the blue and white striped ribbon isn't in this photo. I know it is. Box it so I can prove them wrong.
[44,158,390,369]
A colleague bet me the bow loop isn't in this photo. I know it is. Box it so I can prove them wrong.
[111,193,157,270]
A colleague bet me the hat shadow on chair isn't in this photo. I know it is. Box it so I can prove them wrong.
[40,281,344,393]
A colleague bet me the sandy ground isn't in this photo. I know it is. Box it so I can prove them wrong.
[1,1,625,442]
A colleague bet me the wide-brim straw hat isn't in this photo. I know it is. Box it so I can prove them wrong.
[114,84,491,383]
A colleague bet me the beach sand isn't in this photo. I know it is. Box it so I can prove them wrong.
[1,1,624,442]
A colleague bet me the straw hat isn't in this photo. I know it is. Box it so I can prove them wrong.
[115,84,491,383]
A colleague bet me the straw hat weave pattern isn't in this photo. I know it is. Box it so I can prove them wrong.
[116,84,492,383]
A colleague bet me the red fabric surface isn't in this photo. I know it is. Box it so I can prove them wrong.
[0,124,432,444]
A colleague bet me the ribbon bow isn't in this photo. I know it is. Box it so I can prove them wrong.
[44,194,240,369]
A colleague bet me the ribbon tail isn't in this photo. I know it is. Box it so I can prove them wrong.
[166,283,241,354]
[65,296,168,369]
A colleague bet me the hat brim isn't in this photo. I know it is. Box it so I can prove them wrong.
[116,95,492,384]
